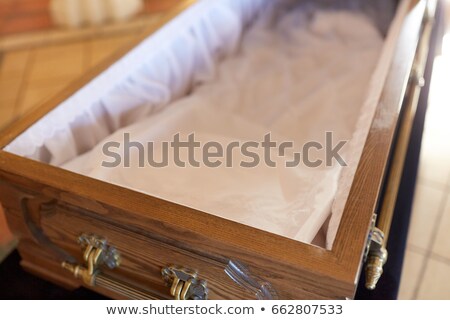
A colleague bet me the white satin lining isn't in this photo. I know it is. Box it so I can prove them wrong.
[5,0,391,247]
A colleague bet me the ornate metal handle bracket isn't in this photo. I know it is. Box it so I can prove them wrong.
[62,234,207,299]
[62,233,121,286]
[364,222,388,290]
[162,265,208,300]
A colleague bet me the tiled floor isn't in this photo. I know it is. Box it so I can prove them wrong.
[0,33,138,130]
[397,29,450,298]
[0,1,450,300]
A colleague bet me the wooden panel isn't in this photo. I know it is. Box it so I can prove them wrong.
[0,167,352,299]
[18,239,81,291]
[40,206,258,300]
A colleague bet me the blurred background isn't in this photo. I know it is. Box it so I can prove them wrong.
[0,0,450,299]
[0,0,180,132]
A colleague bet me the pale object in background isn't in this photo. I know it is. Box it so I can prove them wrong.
[50,0,144,28]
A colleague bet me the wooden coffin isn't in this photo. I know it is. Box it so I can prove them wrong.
[0,0,439,299]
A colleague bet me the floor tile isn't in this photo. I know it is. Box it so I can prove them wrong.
[0,75,23,104]
[431,196,450,259]
[33,41,85,60]
[417,258,450,299]
[88,34,136,68]
[417,141,450,186]
[0,49,30,76]
[18,78,72,114]
[418,54,450,185]
[0,50,29,129]
[17,75,74,115]
[0,99,16,130]
[406,183,446,250]
[28,42,86,82]
[398,249,426,299]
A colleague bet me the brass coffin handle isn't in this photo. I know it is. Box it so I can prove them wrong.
[62,234,160,299]
[62,234,207,300]
[62,234,121,286]
[162,265,208,300]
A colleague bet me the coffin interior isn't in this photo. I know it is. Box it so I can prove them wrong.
[3,0,399,249]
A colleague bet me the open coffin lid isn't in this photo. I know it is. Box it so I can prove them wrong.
[3,0,403,250]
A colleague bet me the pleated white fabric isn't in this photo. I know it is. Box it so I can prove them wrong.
[6,0,385,246]
[63,2,382,244]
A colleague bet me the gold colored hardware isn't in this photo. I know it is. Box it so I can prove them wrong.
[61,235,179,299]
[62,234,121,286]
[365,227,388,290]
[162,265,208,300]
[366,248,388,290]
[365,0,435,290]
